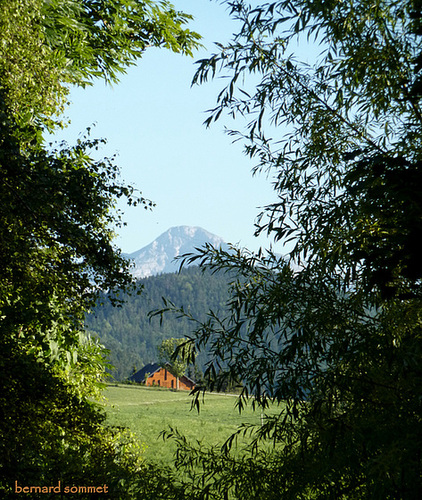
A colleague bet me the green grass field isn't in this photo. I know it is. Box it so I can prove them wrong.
[103,384,276,466]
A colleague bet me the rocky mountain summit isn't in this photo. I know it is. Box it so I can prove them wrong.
[125,226,226,278]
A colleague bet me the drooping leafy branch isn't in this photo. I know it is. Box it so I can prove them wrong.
[156,2,422,498]
[0,0,201,129]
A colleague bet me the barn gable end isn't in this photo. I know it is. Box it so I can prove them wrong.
[130,363,195,391]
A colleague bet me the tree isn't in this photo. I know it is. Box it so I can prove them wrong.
[158,1,422,498]
[0,0,200,129]
[158,337,190,390]
[0,1,199,497]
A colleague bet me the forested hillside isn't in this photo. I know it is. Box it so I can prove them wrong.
[86,266,230,380]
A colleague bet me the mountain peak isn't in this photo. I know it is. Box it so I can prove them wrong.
[126,226,226,278]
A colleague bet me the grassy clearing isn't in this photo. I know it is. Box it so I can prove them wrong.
[103,384,278,466]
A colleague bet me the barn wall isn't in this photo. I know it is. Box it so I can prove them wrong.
[145,368,194,391]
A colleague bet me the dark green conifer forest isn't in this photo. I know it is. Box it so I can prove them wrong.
[86,266,230,380]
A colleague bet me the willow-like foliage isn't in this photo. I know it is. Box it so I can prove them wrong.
[156,2,422,498]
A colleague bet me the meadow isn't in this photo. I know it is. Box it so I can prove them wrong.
[103,384,278,466]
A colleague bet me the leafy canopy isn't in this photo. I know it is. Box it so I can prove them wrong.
[158,337,191,381]
[156,1,422,499]
[0,0,200,497]
[0,0,201,129]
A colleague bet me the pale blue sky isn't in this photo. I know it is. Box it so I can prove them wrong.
[54,0,287,253]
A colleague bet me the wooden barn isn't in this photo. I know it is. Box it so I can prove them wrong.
[129,362,195,391]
